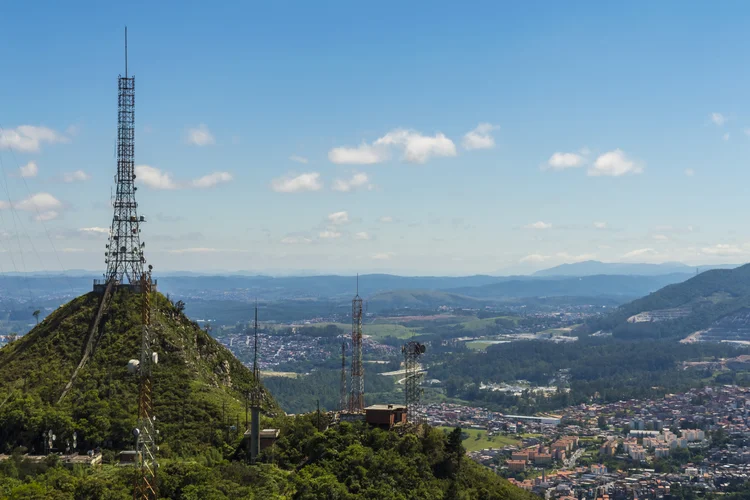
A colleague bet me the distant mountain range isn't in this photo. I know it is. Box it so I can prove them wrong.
[533,260,740,277]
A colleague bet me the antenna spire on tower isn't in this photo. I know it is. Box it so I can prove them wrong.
[125,26,128,78]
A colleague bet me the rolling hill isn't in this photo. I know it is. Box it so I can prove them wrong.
[581,263,750,340]
[0,288,277,455]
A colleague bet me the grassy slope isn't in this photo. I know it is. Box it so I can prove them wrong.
[438,427,521,452]
[0,289,278,455]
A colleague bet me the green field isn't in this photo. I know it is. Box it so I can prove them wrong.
[465,340,511,351]
[457,316,520,334]
[328,322,417,339]
[438,427,520,452]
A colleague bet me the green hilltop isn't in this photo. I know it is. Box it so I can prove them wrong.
[0,289,537,499]
[0,288,277,455]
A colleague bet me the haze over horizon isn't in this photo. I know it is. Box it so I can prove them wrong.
[2,2,750,275]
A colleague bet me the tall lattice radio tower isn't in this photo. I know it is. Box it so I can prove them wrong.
[348,277,364,412]
[105,27,146,285]
[403,340,426,424]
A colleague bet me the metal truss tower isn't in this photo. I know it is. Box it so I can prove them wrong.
[134,266,157,500]
[403,341,426,424]
[339,342,347,411]
[249,305,262,462]
[105,27,146,285]
[349,278,364,412]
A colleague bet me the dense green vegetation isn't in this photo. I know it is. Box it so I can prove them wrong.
[429,338,750,413]
[0,290,277,456]
[0,417,536,499]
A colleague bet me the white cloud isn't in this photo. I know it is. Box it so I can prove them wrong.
[135,165,179,190]
[652,234,668,241]
[379,216,393,223]
[710,112,726,126]
[588,149,643,177]
[271,172,323,193]
[372,252,395,260]
[281,236,312,245]
[186,124,215,146]
[684,168,695,177]
[327,211,349,225]
[136,165,233,190]
[191,171,232,188]
[0,125,69,152]
[63,170,90,182]
[375,129,457,164]
[19,161,38,178]
[328,143,389,165]
[547,152,584,170]
[520,254,551,264]
[524,221,552,230]
[15,192,62,212]
[79,227,109,236]
[744,128,750,137]
[35,211,59,221]
[354,231,370,240]
[319,230,342,239]
[622,248,657,259]
[723,132,730,141]
[332,172,372,192]
[289,155,308,164]
[329,128,457,165]
[701,244,744,256]
[593,222,607,229]
[462,123,496,150]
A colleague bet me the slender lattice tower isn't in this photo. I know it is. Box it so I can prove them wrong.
[134,266,157,500]
[105,27,146,285]
[349,277,364,412]
[339,342,347,411]
[249,305,261,462]
[403,340,426,424]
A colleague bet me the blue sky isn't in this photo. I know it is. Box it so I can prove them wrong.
[1,1,750,275]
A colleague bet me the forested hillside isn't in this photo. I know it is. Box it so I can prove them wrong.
[581,263,750,339]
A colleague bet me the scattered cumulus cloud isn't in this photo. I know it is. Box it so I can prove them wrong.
[135,165,232,190]
[63,170,90,182]
[0,125,69,152]
[271,172,322,193]
[79,227,109,237]
[289,155,308,164]
[354,231,370,240]
[327,211,349,225]
[593,222,607,230]
[588,149,643,177]
[547,152,585,170]
[329,128,456,165]
[462,123,496,150]
[319,230,342,239]
[191,171,232,188]
[710,112,726,126]
[186,124,215,146]
[723,133,730,141]
[15,192,62,212]
[524,221,552,230]
[19,161,38,178]
[332,172,372,192]
[35,210,58,221]
[135,165,178,190]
